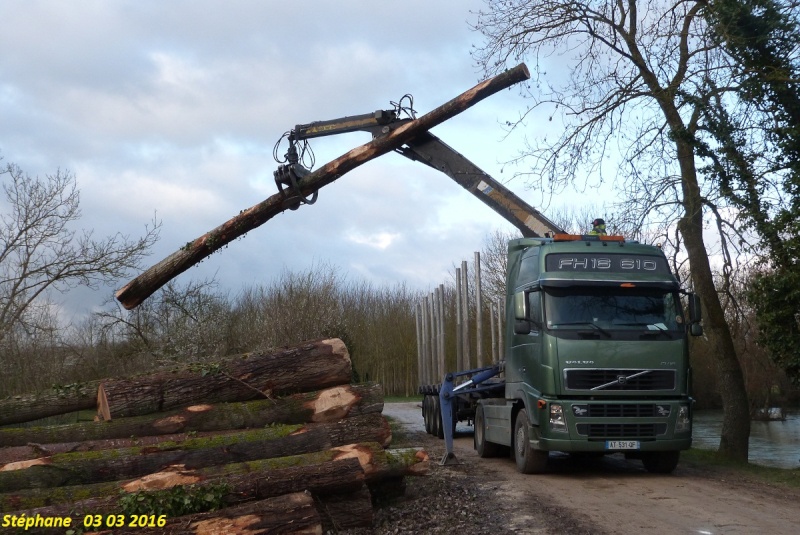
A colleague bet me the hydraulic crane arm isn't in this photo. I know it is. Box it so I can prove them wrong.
[275,104,564,237]
[399,132,563,237]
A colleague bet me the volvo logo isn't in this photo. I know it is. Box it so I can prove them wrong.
[617,375,628,385]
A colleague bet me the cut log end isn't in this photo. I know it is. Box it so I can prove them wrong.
[96,383,111,422]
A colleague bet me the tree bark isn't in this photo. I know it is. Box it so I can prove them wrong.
[3,443,428,521]
[120,491,323,535]
[314,486,374,531]
[1,456,364,517]
[115,63,531,309]
[0,413,390,492]
[667,115,750,461]
[0,381,100,427]
[0,383,382,451]
[97,338,351,418]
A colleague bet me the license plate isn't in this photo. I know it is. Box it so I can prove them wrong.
[605,440,640,450]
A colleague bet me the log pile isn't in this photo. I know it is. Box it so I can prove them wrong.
[0,338,428,534]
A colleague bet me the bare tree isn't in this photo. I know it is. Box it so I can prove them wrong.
[0,160,160,345]
[472,0,751,460]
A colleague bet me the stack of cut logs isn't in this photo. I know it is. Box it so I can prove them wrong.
[0,338,428,534]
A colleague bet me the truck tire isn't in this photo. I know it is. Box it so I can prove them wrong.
[432,396,443,439]
[423,396,432,434]
[474,404,501,458]
[641,451,680,474]
[513,409,548,474]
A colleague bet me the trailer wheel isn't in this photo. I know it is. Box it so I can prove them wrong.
[423,396,432,434]
[513,409,548,474]
[641,451,680,474]
[474,404,501,457]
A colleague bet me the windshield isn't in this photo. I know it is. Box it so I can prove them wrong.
[544,287,682,332]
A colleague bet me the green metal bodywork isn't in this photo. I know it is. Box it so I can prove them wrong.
[487,237,693,453]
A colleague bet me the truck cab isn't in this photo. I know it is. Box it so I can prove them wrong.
[475,234,699,473]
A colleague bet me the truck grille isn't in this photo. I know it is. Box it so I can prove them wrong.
[574,403,670,418]
[575,423,668,438]
[564,369,675,391]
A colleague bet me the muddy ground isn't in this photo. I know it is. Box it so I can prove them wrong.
[338,402,800,535]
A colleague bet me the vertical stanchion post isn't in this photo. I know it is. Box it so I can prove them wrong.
[415,303,423,386]
[497,297,504,363]
[422,295,430,385]
[428,292,436,385]
[455,267,463,372]
[490,301,497,364]
[461,259,470,369]
[438,283,446,379]
[475,251,483,367]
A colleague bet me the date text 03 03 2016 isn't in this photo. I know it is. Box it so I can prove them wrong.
[2,513,168,531]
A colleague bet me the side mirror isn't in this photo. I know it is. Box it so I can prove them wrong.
[514,320,532,334]
[514,290,528,321]
[687,293,703,336]
[688,293,702,323]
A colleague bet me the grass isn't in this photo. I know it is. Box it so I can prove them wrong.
[683,447,800,488]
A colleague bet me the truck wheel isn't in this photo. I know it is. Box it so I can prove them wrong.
[513,409,548,474]
[423,396,432,434]
[433,396,444,439]
[641,451,680,474]
[475,404,501,458]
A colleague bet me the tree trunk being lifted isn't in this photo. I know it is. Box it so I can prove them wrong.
[0,383,382,450]
[0,413,390,492]
[115,63,531,309]
[97,338,351,419]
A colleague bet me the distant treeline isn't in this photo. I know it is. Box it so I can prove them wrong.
[1,256,798,411]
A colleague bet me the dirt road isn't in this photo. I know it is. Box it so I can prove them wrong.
[382,402,800,535]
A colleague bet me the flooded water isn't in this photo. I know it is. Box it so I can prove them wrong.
[693,409,800,469]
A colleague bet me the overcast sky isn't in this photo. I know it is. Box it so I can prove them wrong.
[1,1,589,318]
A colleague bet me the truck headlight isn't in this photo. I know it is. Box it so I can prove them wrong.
[675,405,690,432]
[549,403,567,432]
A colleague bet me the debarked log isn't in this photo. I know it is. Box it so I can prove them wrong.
[96,338,351,419]
[0,383,382,451]
[0,413,390,492]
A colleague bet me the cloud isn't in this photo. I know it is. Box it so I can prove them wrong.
[1,0,566,320]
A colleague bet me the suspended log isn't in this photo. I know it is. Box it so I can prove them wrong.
[115,63,531,309]
[0,413,389,492]
[0,381,100,427]
[0,383,382,451]
[97,338,351,418]
[2,443,429,516]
